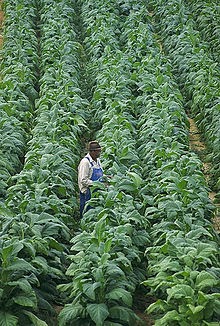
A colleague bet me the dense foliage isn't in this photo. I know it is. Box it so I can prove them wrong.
[0,0,219,325]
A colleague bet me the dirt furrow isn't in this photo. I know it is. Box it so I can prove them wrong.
[189,117,220,232]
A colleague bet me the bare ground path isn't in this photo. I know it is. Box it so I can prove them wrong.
[189,117,220,232]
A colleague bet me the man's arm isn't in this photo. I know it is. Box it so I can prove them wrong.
[78,158,93,192]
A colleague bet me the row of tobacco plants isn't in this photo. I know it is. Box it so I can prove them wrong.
[58,0,220,325]
[184,0,220,64]
[124,5,220,325]
[149,0,220,198]
[58,0,150,325]
[0,0,87,325]
[0,2,45,324]
[0,0,219,325]
[0,0,38,199]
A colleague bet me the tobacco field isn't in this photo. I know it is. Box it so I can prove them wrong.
[0,0,219,325]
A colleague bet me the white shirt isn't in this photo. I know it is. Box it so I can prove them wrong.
[78,153,102,193]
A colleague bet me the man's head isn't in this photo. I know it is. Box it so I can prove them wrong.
[88,141,102,160]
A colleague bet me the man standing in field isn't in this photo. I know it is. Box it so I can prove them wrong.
[78,141,103,218]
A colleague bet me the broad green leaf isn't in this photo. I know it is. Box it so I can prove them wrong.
[100,253,110,265]
[8,278,32,293]
[213,297,220,315]
[144,207,158,217]
[94,217,107,243]
[13,292,37,308]
[117,180,137,193]
[195,271,218,291]
[0,312,18,326]
[167,284,194,303]
[150,257,180,273]
[105,263,125,278]
[24,311,48,326]
[154,310,183,326]
[106,288,132,306]
[188,304,204,314]
[157,74,164,85]
[57,283,72,293]
[198,291,209,305]
[127,171,142,188]
[6,258,34,272]
[93,91,102,100]
[104,238,112,253]
[58,303,84,326]
[186,227,212,240]
[82,282,101,300]
[1,242,23,263]
[32,256,48,271]
[57,186,66,196]
[109,306,138,323]
[147,299,168,314]
[22,241,36,258]
[48,238,63,251]
[87,303,109,326]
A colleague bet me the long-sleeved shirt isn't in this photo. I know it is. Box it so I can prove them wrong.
[78,153,103,193]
